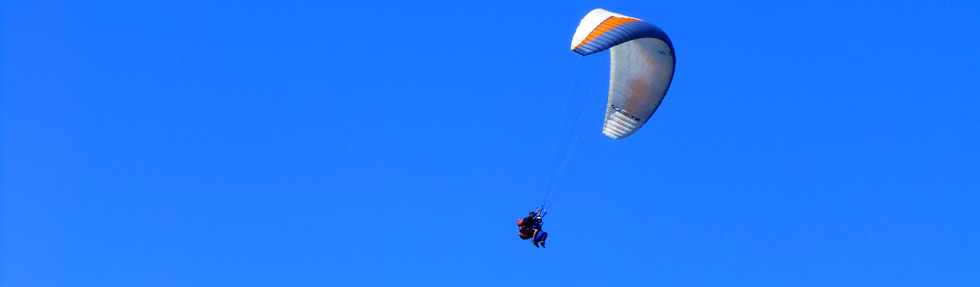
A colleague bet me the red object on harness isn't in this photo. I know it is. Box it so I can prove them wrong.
[518,228,534,240]
[517,218,534,240]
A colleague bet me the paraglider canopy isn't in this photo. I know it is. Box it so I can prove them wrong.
[570,9,676,140]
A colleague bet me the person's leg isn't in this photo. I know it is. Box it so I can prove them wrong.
[536,232,548,248]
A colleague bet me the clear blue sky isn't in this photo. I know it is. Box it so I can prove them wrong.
[3,0,979,286]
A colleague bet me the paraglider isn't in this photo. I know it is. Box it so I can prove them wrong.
[516,207,548,248]
[570,8,676,139]
[513,8,676,249]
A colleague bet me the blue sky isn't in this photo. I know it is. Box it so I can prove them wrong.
[3,0,979,286]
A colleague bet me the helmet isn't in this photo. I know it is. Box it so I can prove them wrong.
[516,218,524,226]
